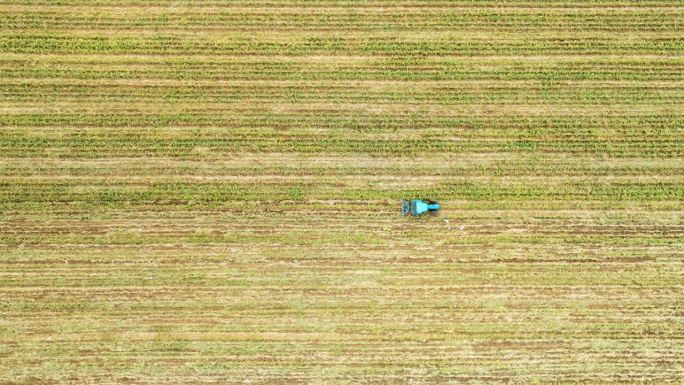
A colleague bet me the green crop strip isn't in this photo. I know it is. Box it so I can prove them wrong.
[2,33,683,55]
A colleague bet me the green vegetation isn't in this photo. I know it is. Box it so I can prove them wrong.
[0,1,682,384]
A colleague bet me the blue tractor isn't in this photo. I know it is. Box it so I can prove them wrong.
[401,199,441,216]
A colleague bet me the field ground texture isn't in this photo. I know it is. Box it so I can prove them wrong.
[1,1,683,384]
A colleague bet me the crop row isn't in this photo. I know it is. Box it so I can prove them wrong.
[1,226,680,250]
[4,140,681,158]
[3,83,683,105]
[7,208,681,226]
[4,58,683,81]
[9,230,678,247]
[2,177,681,204]
[2,10,681,32]
[2,121,682,143]
[1,138,680,161]
[2,34,682,55]
[5,198,680,212]
[3,158,682,178]
[1,237,678,259]
[5,99,680,112]
[2,113,677,146]
[2,261,678,283]
[4,0,683,7]
[2,283,681,305]
[2,112,681,129]
[0,89,684,107]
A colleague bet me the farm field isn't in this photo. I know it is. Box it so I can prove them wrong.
[0,1,683,384]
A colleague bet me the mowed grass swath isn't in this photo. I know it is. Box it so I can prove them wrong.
[0,1,683,384]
